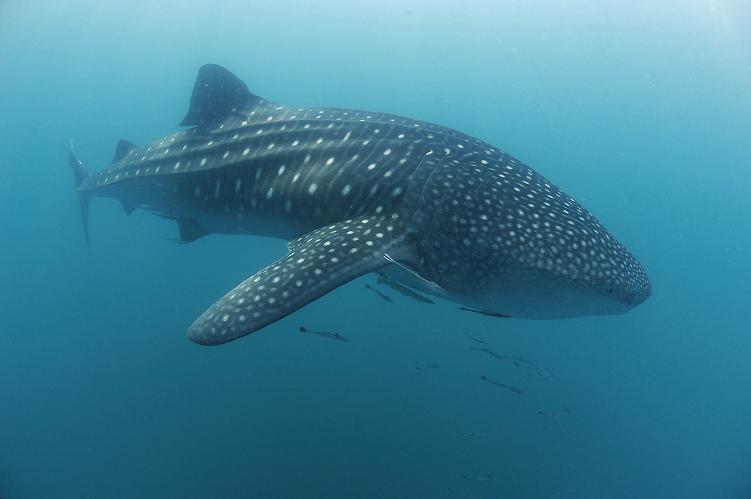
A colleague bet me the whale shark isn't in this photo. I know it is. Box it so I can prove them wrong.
[69,64,651,345]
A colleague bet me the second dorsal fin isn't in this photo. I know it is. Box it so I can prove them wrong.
[111,139,137,164]
[179,64,261,127]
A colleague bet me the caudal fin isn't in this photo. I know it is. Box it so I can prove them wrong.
[68,145,92,246]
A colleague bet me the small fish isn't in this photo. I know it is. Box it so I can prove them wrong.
[504,356,538,369]
[382,254,447,295]
[470,347,537,369]
[469,346,505,362]
[462,331,487,344]
[460,472,494,481]
[365,284,394,303]
[298,326,350,342]
[376,272,435,304]
[415,362,440,370]
[459,306,510,318]
[480,375,523,394]
[523,368,557,379]
[454,429,492,437]
[537,409,570,417]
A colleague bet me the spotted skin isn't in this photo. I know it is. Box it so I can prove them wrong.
[70,64,651,345]
[403,152,651,318]
[77,101,453,238]
[188,215,411,345]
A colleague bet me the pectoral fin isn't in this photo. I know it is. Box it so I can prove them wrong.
[187,214,413,345]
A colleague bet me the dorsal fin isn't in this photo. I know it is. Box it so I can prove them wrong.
[111,139,137,164]
[180,64,261,127]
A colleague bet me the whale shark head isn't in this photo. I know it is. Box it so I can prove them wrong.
[395,150,652,320]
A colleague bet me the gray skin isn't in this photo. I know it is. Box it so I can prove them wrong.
[70,64,651,346]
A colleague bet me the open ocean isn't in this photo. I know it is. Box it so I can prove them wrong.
[1,1,750,498]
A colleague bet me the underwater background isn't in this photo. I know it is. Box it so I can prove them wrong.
[1,1,750,498]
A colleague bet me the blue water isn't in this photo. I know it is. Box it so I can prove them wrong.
[2,1,750,498]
